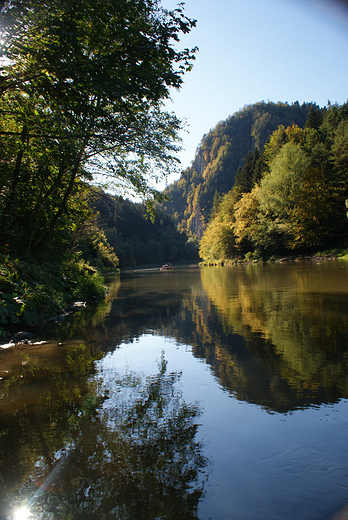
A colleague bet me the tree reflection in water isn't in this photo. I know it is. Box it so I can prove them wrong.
[2,350,207,520]
[198,264,348,407]
[45,264,348,413]
[40,263,348,413]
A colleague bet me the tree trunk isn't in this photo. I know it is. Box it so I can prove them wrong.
[26,161,68,255]
[1,124,28,233]
[31,157,83,257]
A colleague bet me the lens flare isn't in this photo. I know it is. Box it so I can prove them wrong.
[13,506,31,520]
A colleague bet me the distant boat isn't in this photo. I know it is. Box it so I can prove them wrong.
[160,263,172,270]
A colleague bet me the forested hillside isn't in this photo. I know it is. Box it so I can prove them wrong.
[88,193,198,268]
[199,102,348,262]
[161,101,315,237]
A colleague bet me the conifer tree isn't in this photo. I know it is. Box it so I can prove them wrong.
[305,106,323,130]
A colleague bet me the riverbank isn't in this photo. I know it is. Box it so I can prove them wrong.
[199,247,348,267]
[0,255,114,341]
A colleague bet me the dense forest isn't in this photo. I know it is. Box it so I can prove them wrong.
[88,192,199,268]
[199,102,348,262]
[161,101,315,237]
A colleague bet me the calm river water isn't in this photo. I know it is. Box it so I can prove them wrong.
[1,260,348,519]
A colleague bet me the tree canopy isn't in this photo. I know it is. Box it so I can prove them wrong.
[0,0,197,259]
[199,103,348,262]
[161,101,314,237]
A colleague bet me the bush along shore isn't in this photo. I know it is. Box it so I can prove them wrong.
[199,248,348,266]
[0,255,110,342]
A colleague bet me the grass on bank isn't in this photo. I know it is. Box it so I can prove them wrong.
[0,254,109,338]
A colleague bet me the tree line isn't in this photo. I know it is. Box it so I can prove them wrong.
[86,192,199,268]
[161,101,314,238]
[0,0,196,261]
[199,103,348,262]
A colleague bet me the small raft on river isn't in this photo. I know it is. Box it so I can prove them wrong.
[160,263,172,270]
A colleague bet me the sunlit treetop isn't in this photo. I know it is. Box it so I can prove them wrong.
[0,0,197,105]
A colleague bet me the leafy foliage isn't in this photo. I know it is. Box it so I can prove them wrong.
[0,0,196,259]
[0,0,197,328]
[199,102,348,262]
[199,189,239,262]
[162,101,313,238]
[0,255,106,329]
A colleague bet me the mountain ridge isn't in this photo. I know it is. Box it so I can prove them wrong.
[161,101,317,237]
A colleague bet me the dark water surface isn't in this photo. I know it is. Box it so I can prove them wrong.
[1,261,348,519]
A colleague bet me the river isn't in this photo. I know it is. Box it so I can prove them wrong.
[0,260,348,519]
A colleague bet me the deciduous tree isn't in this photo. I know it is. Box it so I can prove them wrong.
[0,0,197,258]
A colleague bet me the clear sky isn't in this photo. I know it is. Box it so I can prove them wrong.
[161,0,348,186]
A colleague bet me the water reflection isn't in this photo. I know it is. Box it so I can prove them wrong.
[49,270,191,353]
[1,262,348,518]
[0,344,207,519]
[0,342,102,519]
[198,262,348,409]
[44,262,348,413]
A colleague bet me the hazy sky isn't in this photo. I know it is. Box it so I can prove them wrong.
[162,0,348,185]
